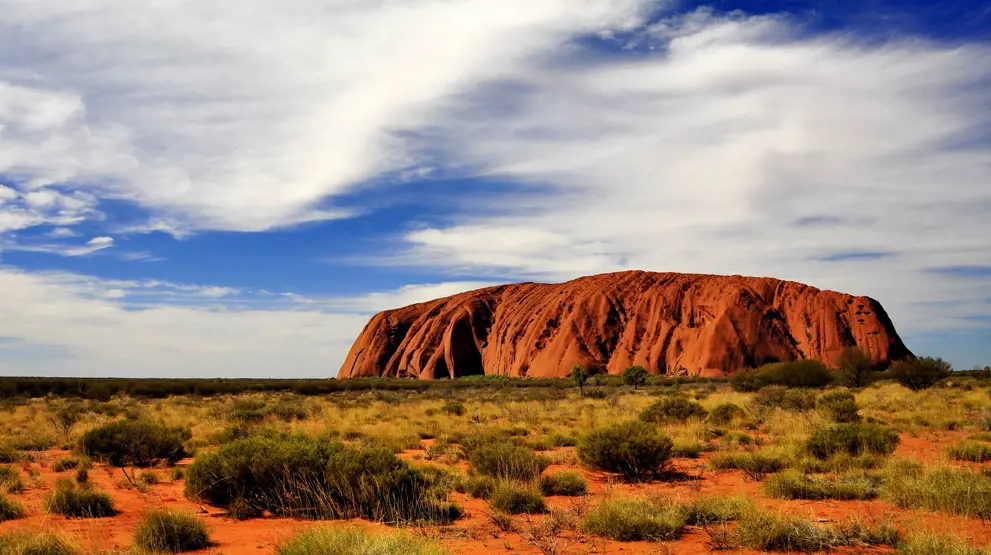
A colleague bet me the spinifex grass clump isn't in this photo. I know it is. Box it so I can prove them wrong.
[0,492,25,522]
[898,533,991,555]
[488,481,546,514]
[185,433,459,523]
[275,527,445,555]
[881,464,991,519]
[816,391,861,423]
[805,423,899,459]
[538,470,587,496]
[680,495,753,525]
[948,441,991,462]
[578,421,673,480]
[581,497,686,541]
[709,449,791,480]
[78,420,190,467]
[764,470,879,500]
[44,480,116,518]
[0,531,79,555]
[133,509,210,553]
[0,465,23,493]
[462,436,549,481]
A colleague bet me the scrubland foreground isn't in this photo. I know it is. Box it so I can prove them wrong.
[0,362,990,554]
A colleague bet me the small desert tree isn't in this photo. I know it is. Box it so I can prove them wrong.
[837,347,873,388]
[623,366,648,390]
[570,365,589,399]
[888,356,952,391]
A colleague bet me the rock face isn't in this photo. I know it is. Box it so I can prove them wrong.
[339,271,912,379]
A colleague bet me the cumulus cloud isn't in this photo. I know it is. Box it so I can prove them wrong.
[400,10,991,336]
[0,0,651,231]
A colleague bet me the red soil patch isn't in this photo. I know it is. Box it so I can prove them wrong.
[1,434,989,554]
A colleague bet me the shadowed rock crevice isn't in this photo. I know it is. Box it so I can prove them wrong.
[339,271,912,379]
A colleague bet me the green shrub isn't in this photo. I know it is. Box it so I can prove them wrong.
[466,439,549,481]
[751,386,817,412]
[898,533,991,555]
[44,481,116,518]
[78,420,190,467]
[577,421,673,480]
[888,357,952,391]
[269,401,309,422]
[0,531,79,555]
[639,397,708,424]
[134,509,210,553]
[732,361,833,391]
[764,470,878,500]
[709,403,747,425]
[0,493,25,522]
[806,423,899,459]
[816,391,861,423]
[581,497,685,541]
[948,441,991,463]
[837,347,875,388]
[52,457,81,473]
[275,527,445,555]
[735,509,837,552]
[622,366,648,390]
[75,467,89,484]
[680,495,752,525]
[0,466,23,493]
[488,481,545,514]
[538,471,587,496]
[184,434,455,522]
[882,466,991,519]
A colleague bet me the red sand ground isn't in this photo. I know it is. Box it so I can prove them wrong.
[1,431,988,554]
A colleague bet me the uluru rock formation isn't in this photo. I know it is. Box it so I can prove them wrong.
[339,271,911,379]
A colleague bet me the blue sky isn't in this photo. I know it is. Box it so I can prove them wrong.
[0,0,989,377]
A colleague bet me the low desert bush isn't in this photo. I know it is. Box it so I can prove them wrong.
[0,531,79,555]
[816,391,861,423]
[52,457,81,473]
[538,470,587,496]
[275,527,445,555]
[134,509,210,553]
[185,434,455,522]
[440,401,466,416]
[44,480,116,518]
[888,357,952,391]
[805,423,899,459]
[488,481,545,514]
[881,465,991,519]
[732,361,833,392]
[581,497,686,541]
[78,420,190,467]
[577,421,673,480]
[639,397,708,424]
[764,470,879,500]
[466,439,549,481]
[751,386,818,412]
[709,403,747,425]
[0,493,25,522]
[948,441,991,463]
[898,532,991,555]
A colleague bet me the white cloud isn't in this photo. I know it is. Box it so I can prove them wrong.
[3,235,115,257]
[0,0,651,232]
[47,227,79,239]
[397,10,991,338]
[0,268,489,377]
